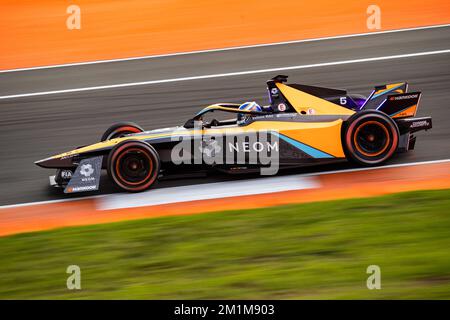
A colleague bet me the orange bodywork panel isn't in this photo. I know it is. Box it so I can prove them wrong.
[392,105,418,118]
[245,120,346,158]
[276,83,355,116]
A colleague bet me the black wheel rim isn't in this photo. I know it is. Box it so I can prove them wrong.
[116,149,152,184]
[354,121,389,156]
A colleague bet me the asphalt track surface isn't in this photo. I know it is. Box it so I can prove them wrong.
[1,26,449,206]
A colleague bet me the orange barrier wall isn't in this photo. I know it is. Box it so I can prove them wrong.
[1,0,450,70]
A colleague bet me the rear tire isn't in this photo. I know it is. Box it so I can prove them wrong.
[107,140,160,192]
[101,122,144,141]
[343,110,399,165]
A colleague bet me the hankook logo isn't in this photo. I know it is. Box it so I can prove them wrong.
[391,94,419,100]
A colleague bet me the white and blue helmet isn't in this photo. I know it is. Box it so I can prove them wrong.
[237,101,262,125]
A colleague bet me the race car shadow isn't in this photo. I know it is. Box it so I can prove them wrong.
[46,160,359,200]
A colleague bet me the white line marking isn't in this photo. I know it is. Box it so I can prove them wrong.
[99,175,320,210]
[1,158,449,210]
[299,158,450,177]
[1,23,449,74]
[0,194,106,209]
[1,49,450,100]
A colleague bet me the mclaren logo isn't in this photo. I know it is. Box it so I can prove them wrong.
[61,170,73,179]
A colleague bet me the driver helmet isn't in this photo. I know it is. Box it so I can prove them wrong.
[237,101,262,125]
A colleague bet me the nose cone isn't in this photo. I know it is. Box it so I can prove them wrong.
[35,156,56,168]
[35,156,74,169]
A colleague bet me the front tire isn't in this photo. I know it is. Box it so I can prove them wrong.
[101,122,144,141]
[343,110,399,165]
[107,140,160,192]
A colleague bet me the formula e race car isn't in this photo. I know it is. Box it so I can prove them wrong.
[35,75,432,193]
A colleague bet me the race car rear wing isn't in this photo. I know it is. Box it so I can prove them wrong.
[361,82,423,119]
[377,92,421,118]
[361,82,408,110]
